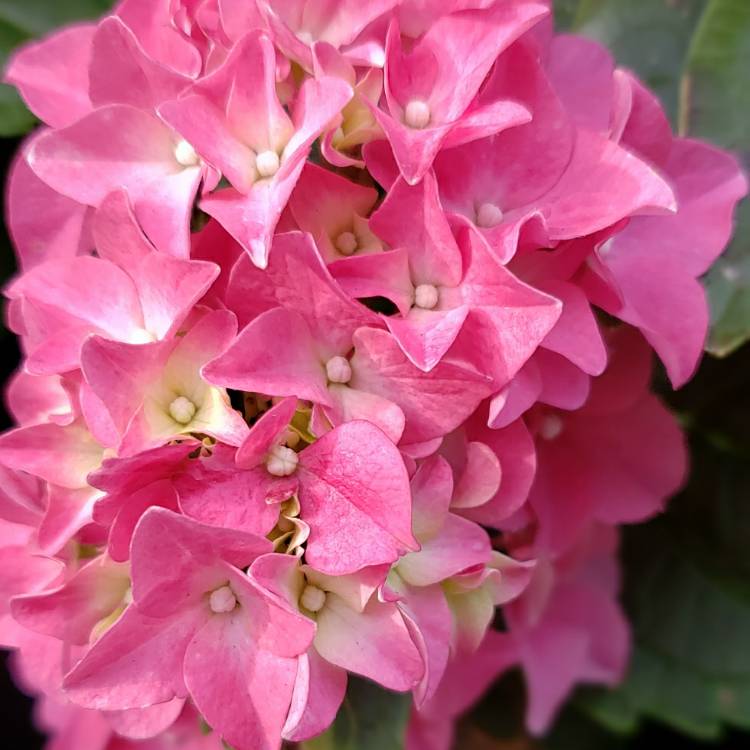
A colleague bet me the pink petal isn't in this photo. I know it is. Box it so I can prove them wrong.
[283,649,347,743]
[11,556,129,645]
[351,327,492,444]
[28,105,201,257]
[5,25,95,128]
[63,604,204,710]
[183,612,299,750]
[299,420,417,575]
[7,145,89,272]
[316,594,423,691]
[204,307,330,405]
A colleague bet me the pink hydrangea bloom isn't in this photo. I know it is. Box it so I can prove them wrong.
[0,1,745,748]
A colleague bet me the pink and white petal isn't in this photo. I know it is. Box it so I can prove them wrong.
[399,514,491,586]
[38,486,101,555]
[234,396,298,470]
[81,337,170,435]
[11,556,129,645]
[451,441,502,509]
[398,583,452,706]
[130,508,271,618]
[89,17,191,111]
[330,249,414,315]
[28,105,200,258]
[325,384,406,445]
[283,649,347,743]
[386,306,470,373]
[176,463,280,537]
[303,565,389,614]
[543,131,677,239]
[461,411,537,527]
[130,253,219,340]
[315,595,423,691]
[370,173,463,288]
[350,327,492,444]
[0,421,103,489]
[107,480,180,563]
[91,190,154,267]
[410,455,453,540]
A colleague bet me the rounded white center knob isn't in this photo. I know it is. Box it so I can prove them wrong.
[540,415,564,441]
[209,585,237,613]
[266,444,299,476]
[404,99,431,129]
[300,584,326,613]
[168,396,197,425]
[414,283,439,310]
[335,231,358,256]
[256,150,281,178]
[174,139,200,167]
[476,202,504,228]
[326,356,352,384]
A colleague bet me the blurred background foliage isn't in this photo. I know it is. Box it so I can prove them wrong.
[0,1,748,748]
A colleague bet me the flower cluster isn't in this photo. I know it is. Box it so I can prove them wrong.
[0,1,746,749]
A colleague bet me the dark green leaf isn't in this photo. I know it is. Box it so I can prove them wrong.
[573,0,707,124]
[0,0,111,37]
[0,0,112,135]
[682,0,750,356]
[577,441,750,739]
[302,678,411,750]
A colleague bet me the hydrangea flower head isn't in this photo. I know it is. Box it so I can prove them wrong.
[0,1,745,748]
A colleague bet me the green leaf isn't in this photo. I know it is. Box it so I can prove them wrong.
[0,0,112,136]
[302,678,411,750]
[0,0,111,37]
[0,82,35,135]
[572,0,707,124]
[682,0,750,357]
[553,0,584,31]
[577,441,750,739]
